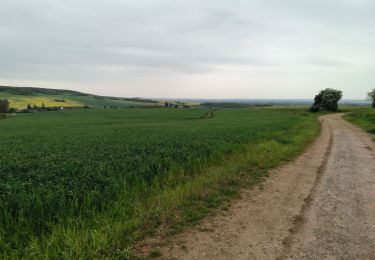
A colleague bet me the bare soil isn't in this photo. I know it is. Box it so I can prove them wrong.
[138,114,375,259]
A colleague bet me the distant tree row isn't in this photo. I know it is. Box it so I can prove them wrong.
[164,102,175,108]
[1,100,91,115]
[26,103,46,110]
[164,102,188,108]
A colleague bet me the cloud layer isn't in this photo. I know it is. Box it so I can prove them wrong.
[1,0,374,98]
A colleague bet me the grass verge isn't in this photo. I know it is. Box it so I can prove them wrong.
[343,107,375,138]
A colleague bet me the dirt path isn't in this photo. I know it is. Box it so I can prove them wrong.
[140,114,375,259]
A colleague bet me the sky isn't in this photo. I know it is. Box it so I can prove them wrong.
[0,0,374,99]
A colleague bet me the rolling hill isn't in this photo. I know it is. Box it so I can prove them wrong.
[0,86,160,109]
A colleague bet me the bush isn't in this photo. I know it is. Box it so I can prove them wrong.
[310,88,342,112]
[309,104,320,112]
[0,98,10,113]
[367,88,375,108]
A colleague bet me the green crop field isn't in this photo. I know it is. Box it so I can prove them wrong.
[0,108,320,258]
[344,108,375,135]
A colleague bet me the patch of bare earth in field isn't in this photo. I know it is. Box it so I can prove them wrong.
[138,114,375,259]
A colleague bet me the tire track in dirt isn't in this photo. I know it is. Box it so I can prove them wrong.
[277,119,334,259]
[284,114,375,259]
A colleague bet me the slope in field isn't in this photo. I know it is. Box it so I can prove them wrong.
[0,86,160,109]
[0,93,83,109]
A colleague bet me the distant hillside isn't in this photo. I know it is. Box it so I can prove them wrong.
[0,86,90,96]
[0,86,160,109]
[175,98,370,107]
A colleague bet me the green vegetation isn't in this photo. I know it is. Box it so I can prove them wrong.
[310,88,343,112]
[0,86,160,109]
[66,95,159,108]
[0,93,83,109]
[344,107,375,135]
[148,249,163,258]
[0,108,320,258]
[0,85,90,96]
[367,88,375,108]
[0,99,9,113]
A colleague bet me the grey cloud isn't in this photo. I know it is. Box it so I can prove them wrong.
[0,0,374,98]
[300,57,348,67]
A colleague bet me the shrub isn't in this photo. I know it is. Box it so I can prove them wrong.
[309,104,320,113]
[367,88,375,108]
[0,98,10,113]
[310,88,342,112]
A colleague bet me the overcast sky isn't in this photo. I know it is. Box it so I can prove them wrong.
[0,0,374,99]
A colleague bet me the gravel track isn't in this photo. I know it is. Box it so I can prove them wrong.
[139,114,375,259]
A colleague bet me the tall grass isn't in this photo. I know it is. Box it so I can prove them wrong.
[344,107,375,135]
[0,108,320,258]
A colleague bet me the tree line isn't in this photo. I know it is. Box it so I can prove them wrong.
[0,100,91,114]
[1,89,375,114]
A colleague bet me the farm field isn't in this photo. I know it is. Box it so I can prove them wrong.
[0,93,84,109]
[0,108,320,258]
[0,93,159,109]
[66,95,160,108]
[0,86,160,109]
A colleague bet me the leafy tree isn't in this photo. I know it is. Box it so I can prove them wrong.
[0,99,9,113]
[310,88,343,112]
[27,104,32,110]
[164,102,169,107]
[309,103,320,113]
[367,88,375,108]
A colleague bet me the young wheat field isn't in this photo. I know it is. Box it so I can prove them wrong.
[0,108,320,258]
